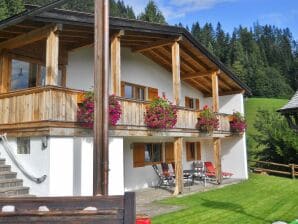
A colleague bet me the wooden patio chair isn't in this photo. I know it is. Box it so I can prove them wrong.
[152,164,175,188]
[204,161,233,179]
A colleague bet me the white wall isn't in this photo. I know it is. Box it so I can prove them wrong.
[66,46,94,91]
[109,137,124,195]
[66,47,205,106]
[0,137,49,196]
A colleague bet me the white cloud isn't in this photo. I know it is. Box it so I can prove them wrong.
[123,0,236,20]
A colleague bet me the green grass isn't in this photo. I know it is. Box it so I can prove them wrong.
[152,174,298,224]
[244,98,288,136]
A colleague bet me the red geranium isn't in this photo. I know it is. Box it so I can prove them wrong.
[77,92,122,128]
[196,105,219,133]
[230,112,247,133]
[144,97,177,129]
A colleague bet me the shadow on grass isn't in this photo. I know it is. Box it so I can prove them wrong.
[200,198,268,223]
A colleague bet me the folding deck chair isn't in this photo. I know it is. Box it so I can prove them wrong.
[204,161,233,179]
[192,161,206,186]
[152,164,175,188]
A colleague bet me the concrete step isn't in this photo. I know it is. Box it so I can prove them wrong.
[0,158,6,165]
[0,179,23,188]
[0,165,11,172]
[0,186,29,197]
[0,171,17,180]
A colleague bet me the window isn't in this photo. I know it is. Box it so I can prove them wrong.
[133,142,163,167]
[11,59,64,90]
[145,143,162,163]
[185,97,200,110]
[186,142,201,161]
[122,82,146,100]
[17,137,30,154]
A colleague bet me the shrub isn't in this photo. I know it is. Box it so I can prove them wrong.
[144,97,177,129]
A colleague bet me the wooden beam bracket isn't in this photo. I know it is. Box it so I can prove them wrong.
[132,36,182,53]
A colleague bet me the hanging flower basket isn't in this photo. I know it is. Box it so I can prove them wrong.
[230,111,247,133]
[77,92,122,128]
[196,105,219,133]
[144,97,177,129]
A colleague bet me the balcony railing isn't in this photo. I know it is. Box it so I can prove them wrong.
[0,90,233,135]
[116,98,232,134]
[0,86,82,125]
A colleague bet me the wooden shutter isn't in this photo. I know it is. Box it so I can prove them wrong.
[185,96,191,108]
[195,99,200,110]
[148,87,158,101]
[121,81,125,97]
[165,142,174,163]
[133,143,145,167]
[196,142,201,160]
[186,142,196,161]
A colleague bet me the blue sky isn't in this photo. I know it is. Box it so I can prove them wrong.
[123,0,298,40]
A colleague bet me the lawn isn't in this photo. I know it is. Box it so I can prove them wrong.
[152,174,298,224]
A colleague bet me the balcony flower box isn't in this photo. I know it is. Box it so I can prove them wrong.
[77,92,122,128]
[196,105,219,133]
[144,97,177,129]
[230,111,247,134]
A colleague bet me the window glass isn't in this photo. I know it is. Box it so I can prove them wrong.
[136,87,145,101]
[152,144,162,162]
[144,143,162,163]
[144,144,152,162]
[11,60,30,90]
[125,84,133,98]
[17,137,30,154]
[40,66,46,86]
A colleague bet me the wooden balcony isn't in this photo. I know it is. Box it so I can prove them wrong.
[111,98,233,138]
[0,86,85,137]
[0,90,233,137]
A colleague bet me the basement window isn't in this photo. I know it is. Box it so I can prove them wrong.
[17,137,30,154]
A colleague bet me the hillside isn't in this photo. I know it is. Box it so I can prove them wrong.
[244,98,289,157]
[244,98,288,136]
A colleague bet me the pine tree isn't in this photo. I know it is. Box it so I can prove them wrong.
[5,0,24,16]
[138,0,166,24]
[0,0,9,20]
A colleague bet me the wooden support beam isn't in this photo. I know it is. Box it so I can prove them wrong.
[205,89,245,97]
[0,24,62,50]
[188,78,211,94]
[173,137,183,195]
[133,36,182,53]
[46,29,59,85]
[211,71,219,112]
[110,31,123,95]
[182,69,218,80]
[172,41,181,105]
[93,0,109,196]
[213,138,222,184]
[0,53,10,93]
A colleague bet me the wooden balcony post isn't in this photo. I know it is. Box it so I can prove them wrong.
[94,0,109,196]
[172,41,181,105]
[211,71,219,112]
[0,53,10,93]
[46,28,59,85]
[110,31,123,96]
[173,137,183,195]
[213,138,222,184]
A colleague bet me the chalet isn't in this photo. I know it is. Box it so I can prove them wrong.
[0,3,251,197]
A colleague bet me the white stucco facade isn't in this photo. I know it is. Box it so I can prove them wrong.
[0,45,248,196]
